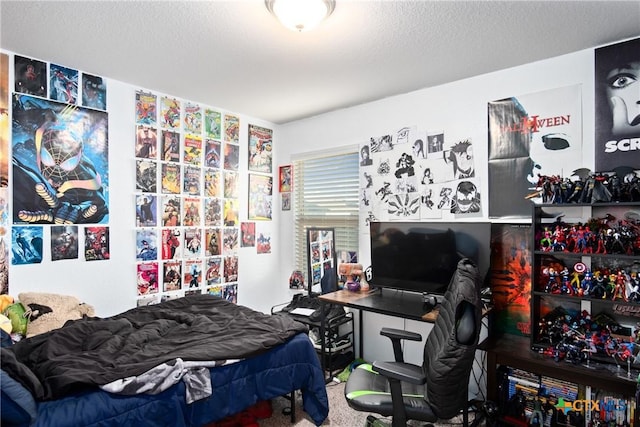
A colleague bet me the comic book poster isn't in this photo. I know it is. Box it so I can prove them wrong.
[49,63,78,104]
[594,37,640,173]
[135,90,157,126]
[11,226,43,265]
[257,231,272,254]
[85,226,109,261]
[205,257,222,286]
[223,171,239,199]
[223,227,239,253]
[223,199,239,226]
[222,283,238,304]
[182,196,201,226]
[207,285,223,297]
[161,130,180,162]
[12,94,109,224]
[184,259,202,290]
[183,165,201,196]
[135,125,158,159]
[183,102,202,135]
[489,223,532,336]
[136,228,158,261]
[223,114,239,144]
[136,159,157,193]
[223,255,238,283]
[137,294,161,307]
[205,139,221,168]
[204,169,220,197]
[136,194,157,227]
[204,109,221,140]
[0,188,7,227]
[223,142,240,171]
[137,262,159,296]
[248,124,273,173]
[50,225,78,261]
[240,222,255,247]
[161,195,181,227]
[14,55,46,97]
[81,73,107,110]
[0,53,8,188]
[183,134,202,166]
[205,227,222,256]
[0,234,7,293]
[488,85,582,217]
[248,173,273,220]
[162,259,182,291]
[204,197,222,226]
[161,227,182,260]
[160,97,181,130]
[184,227,202,258]
[161,162,181,194]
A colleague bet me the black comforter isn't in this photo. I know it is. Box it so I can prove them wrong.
[1,295,308,401]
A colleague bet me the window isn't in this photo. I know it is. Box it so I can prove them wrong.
[293,150,360,285]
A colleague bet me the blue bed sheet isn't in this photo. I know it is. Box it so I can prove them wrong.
[31,333,328,427]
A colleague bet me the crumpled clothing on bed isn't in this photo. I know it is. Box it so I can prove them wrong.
[100,358,239,404]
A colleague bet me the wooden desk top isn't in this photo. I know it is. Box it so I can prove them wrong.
[318,289,376,304]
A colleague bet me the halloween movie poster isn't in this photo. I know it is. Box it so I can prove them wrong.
[594,37,640,173]
[12,94,109,224]
[488,85,582,218]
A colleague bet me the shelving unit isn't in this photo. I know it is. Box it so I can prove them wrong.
[271,301,354,380]
[530,202,640,359]
[487,201,640,425]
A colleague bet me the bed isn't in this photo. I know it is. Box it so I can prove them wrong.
[1,294,329,427]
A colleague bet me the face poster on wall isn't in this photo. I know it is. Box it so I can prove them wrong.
[487,84,582,218]
[248,124,273,173]
[12,94,109,224]
[594,37,640,173]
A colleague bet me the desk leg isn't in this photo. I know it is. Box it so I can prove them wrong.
[358,309,363,360]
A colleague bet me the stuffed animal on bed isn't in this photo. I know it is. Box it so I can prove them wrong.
[18,292,95,337]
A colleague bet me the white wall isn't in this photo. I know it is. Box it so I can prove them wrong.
[277,45,600,366]
[4,49,292,317]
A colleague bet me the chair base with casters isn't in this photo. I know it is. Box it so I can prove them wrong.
[344,258,483,427]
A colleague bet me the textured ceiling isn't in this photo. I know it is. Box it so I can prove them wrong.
[1,1,639,124]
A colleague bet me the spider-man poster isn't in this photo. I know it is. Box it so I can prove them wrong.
[12,94,109,224]
[490,223,532,336]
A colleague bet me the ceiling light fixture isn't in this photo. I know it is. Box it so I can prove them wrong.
[265,0,336,32]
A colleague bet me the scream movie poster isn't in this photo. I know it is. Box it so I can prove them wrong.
[594,37,640,173]
[12,94,109,224]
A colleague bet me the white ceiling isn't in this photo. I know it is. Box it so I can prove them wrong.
[1,1,639,125]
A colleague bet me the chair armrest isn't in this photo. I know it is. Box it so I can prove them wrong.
[380,327,422,363]
[372,361,426,386]
[380,327,422,342]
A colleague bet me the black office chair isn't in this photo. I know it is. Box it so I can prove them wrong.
[344,258,482,427]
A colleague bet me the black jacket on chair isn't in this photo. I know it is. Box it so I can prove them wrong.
[344,258,482,427]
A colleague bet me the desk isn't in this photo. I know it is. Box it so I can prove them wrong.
[318,289,440,359]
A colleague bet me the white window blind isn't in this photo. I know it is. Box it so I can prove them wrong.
[293,151,360,283]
